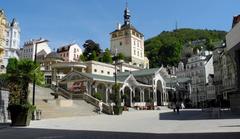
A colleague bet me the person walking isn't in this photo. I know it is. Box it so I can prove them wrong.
[172,102,176,112]
[181,102,185,109]
[176,101,180,114]
[98,100,103,114]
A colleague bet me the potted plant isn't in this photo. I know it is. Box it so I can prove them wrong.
[112,84,123,115]
[3,58,44,126]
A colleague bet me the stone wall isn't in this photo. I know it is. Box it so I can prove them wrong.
[0,90,9,123]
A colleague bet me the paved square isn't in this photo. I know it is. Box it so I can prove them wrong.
[27,109,240,134]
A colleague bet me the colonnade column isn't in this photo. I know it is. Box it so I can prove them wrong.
[130,89,133,107]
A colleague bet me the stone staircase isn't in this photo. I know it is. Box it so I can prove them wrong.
[28,84,97,119]
[35,99,97,119]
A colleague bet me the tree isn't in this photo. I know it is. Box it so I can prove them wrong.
[205,38,215,51]
[4,58,44,105]
[102,48,113,63]
[145,28,227,68]
[89,51,98,61]
[82,40,102,61]
[117,53,125,61]
[79,54,86,62]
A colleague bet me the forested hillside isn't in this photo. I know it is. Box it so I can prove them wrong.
[144,28,227,68]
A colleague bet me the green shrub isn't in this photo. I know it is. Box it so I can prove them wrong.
[113,105,123,115]
[93,92,103,100]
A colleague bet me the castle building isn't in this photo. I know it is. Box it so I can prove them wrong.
[0,10,7,71]
[110,5,149,69]
[3,18,21,67]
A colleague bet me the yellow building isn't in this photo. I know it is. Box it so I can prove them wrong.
[0,10,7,67]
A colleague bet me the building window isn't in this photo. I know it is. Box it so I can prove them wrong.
[107,71,110,75]
[5,50,8,57]
[120,42,122,46]
[134,50,136,55]
[74,48,76,53]
[137,51,139,56]
[13,40,16,47]
[14,31,17,38]
[94,69,97,72]
[101,70,104,73]
[6,40,9,46]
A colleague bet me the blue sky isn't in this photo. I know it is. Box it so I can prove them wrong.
[0,0,239,50]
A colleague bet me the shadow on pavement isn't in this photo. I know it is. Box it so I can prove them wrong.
[159,109,240,120]
[0,123,10,129]
[0,128,240,139]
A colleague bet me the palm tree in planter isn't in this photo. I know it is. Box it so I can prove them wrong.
[4,58,44,126]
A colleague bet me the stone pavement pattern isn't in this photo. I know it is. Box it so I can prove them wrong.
[28,109,240,134]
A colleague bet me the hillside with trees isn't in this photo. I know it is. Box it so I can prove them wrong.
[144,28,227,68]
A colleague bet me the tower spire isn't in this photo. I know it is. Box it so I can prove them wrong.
[124,1,131,25]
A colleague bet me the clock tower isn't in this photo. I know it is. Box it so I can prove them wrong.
[110,4,149,69]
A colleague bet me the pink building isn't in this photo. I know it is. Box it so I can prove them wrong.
[57,43,82,62]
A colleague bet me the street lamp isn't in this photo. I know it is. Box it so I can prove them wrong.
[114,48,118,101]
[197,88,199,108]
[32,38,49,106]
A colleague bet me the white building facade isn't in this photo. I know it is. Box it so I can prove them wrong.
[57,43,82,62]
[110,6,149,69]
[20,38,51,61]
[176,50,214,107]
[3,18,20,67]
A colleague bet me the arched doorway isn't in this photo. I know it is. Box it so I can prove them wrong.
[124,86,131,107]
[156,80,163,106]
[97,83,106,102]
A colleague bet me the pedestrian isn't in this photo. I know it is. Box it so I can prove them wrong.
[172,102,176,112]
[98,100,103,114]
[176,101,180,114]
[181,102,185,109]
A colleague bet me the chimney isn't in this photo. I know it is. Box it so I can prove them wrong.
[232,15,240,28]
[117,23,121,30]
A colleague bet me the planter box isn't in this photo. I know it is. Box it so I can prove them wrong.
[9,106,33,126]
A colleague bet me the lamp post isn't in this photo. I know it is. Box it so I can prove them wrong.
[32,39,49,106]
[114,48,118,103]
[197,88,199,108]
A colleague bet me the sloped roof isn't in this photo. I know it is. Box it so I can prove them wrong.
[45,52,64,61]
[110,24,143,36]
[57,43,76,53]
[117,68,160,77]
